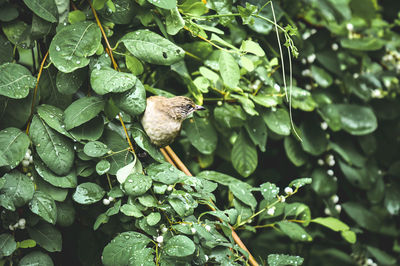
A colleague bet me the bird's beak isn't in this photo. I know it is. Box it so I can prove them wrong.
[195,105,205,111]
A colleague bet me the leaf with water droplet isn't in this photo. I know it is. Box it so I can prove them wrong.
[27,222,62,252]
[164,235,196,257]
[0,63,36,99]
[29,191,57,224]
[73,182,105,205]
[0,171,34,211]
[30,115,75,175]
[0,127,30,169]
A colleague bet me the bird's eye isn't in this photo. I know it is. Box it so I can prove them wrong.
[186,104,193,110]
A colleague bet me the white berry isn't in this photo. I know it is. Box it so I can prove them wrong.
[156,236,163,243]
[284,187,293,195]
[205,225,211,231]
[103,198,110,205]
[21,160,30,167]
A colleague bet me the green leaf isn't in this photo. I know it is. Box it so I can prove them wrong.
[310,65,333,88]
[121,29,185,65]
[56,201,75,227]
[69,116,104,141]
[231,130,258,177]
[260,182,279,204]
[197,170,251,189]
[384,185,400,215]
[244,114,268,152]
[0,63,36,99]
[311,217,350,232]
[268,254,304,266]
[328,104,377,135]
[338,160,372,190]
[183,114,217,155]
[166,7,185,35]
[164,235,195,257]
[263,108,291,136]
[73,182,105,205]
[366,246,397,265]
[291,87,317,111]
[146,0,176,9]
[168,190,198,216]
[102,232,152,266]
[113,79,146,116]
[23,0,58,23]
[64,96,105,130]
[125,55,144,76]
[2,21,29,47]
[311,168,337,197]
[219,51,240,88]
[18,239,36,248]
[129,248,155,266]
[240,40,265,56]
[56,68,86,95]
[93,0,108,10]
[229,183,257,209]
[146,212,161,226]
[0,171,35,211]
[300,119,328,156]
[231,94,258,116]
[0,5,19,23]
[277,221,312,241]
[284,136,308,167]
[131,124,165,163]
[29,191,57,224]
[90,68,137,95]
[36,104,73,138]
[68,10,86,24]
[27,222,62,252]
[96,160,111,175]
[0,233,17,257]
[84,141,109,157]
[199,66,220,84]
[342,202,380,231]
[289,178,312,188]
[0,127,30,168]
[93,213,109,230]
[0,35,13,63]
[35,159,77,188]
[30,115,75,175]
[214,103,246,128]
[120,204,143,218]
[103,129,133,175]
[123,173,152,196]
[18,251,54,266]
[35,176,68,202]
[340,38,385,51]
[49,21,101,73]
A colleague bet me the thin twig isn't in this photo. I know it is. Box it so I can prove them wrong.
[160,146,259,266]
[26,51,49,134]
[160,147,177,167]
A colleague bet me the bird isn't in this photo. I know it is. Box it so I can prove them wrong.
[141,96,205,147]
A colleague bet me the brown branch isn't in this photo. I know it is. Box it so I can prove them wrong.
[160,146,259,266]
[88,0,135,153]
[160,147,177,167]
[26,50,49,134]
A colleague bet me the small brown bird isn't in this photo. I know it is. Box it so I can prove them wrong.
[141,96,205,147]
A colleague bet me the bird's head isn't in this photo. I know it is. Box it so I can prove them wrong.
[166,96,205,121]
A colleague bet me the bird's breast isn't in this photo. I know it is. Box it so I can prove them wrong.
[141,102,182,147]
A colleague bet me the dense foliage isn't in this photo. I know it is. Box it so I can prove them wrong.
[1,0,400,265]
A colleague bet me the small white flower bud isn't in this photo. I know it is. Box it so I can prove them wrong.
[28,156,33,163]
[307,54,316,64]
[346,23,354,31]
[280,196,286,203]
[102,198,110,205]
[335,204,342,213]
[301,58,307,65]
[331,43,339,51]
[317,159,324,166]
[205,225,211,231]
[167,185,173,191]
[156,236,164,243]
[24,151,31,160]
[21,160,30,167]
[305,84,312,90]
[353,73,359,79]
[205,255,209,262]
[324,207,331,216]
[108,196,114,201]
[9,224,15,231]
[217,101,223,106]
[274,84,281,92]
[327,159,335,167]
[320,122,328,130]
[18,218,26,228]
[284,187,293,195]
[327,169,334,176]
[161,227,168,233]
[331,195,339,204]
[191,227,196,234]
[301,69,311,77]
[267,206,276,216]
